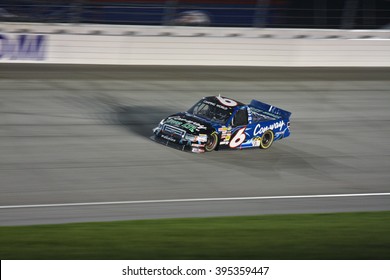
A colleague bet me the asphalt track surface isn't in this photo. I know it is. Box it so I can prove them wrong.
[1,64,390,225]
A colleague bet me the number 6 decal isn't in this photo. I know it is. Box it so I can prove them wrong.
[229,127,246,148]
[216,96,238,107]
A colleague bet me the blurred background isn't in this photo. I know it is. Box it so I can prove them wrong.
[1,0,390,29]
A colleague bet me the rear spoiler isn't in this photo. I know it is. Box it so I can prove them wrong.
[249,99,291,119]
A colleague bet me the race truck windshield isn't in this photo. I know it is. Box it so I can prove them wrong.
[187,99,233,125]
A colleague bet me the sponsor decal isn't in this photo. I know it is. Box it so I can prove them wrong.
[252,136,262,147]
[219,126,232,144]
[166,117,207,132]
[204,100,229,110]
[247,107,253,123]
[165,119,182,127]
[161,134,176,142]
[0,34,46,60]
[181,122,197,133]
[191,143,205,148]
[253,121,285,136]
[218,126,231,132]
[191,147,205,153]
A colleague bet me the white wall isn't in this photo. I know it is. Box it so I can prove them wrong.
[1,23,389,66]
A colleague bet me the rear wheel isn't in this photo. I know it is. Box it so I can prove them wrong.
[205,133,218,152]
[260,130,274,149]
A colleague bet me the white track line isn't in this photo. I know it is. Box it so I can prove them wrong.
[1,192,390,210]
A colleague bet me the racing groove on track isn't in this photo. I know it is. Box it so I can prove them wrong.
[0,65,390,225]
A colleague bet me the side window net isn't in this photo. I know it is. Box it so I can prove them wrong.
[232,109,248,126]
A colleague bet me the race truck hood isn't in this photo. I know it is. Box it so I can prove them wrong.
[162,113,215,135]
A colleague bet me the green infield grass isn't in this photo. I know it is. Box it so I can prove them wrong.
[1,211,389,259]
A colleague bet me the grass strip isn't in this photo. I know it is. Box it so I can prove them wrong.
[1,211,390,259]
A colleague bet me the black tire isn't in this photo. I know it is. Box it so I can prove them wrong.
[205,133,218,152]
[260,130,274,149]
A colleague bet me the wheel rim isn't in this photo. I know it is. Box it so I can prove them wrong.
[261,131,274,149]
[205,134,217,151]
[263,134,271,145]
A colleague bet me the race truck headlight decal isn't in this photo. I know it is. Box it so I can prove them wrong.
[184,134,207,143]
[197,134,208,142]
[184,134,196,142]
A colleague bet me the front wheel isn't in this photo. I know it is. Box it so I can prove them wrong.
[205,133,218,152]
[260,130,274,149]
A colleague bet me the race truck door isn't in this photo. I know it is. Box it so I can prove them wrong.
[228,107,251,148]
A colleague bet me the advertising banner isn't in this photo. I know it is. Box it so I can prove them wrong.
[0,34,47,61]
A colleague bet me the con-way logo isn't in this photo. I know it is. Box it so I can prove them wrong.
[254,120,285,136]
[0,34,46,60]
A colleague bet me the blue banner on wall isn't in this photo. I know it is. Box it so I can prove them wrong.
[0,34,47,61]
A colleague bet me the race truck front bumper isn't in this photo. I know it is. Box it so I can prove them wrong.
[152,125,207,153]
